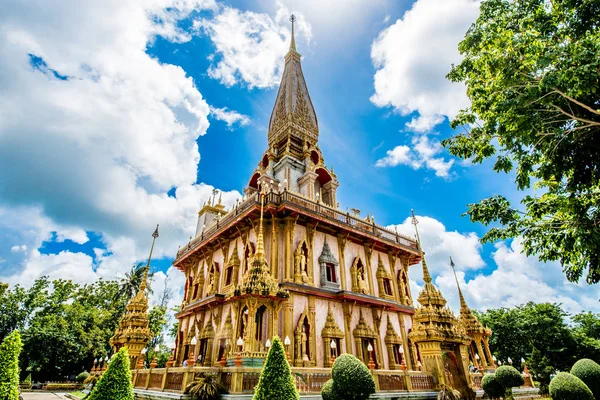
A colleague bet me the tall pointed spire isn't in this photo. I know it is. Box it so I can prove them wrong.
[140,224,159,293]
[450,256,468,309]
[288,14,297,53]
[411,210,432,283]
[255,191,266,262]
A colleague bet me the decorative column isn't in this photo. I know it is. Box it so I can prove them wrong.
[483,337,494,368]
[284,295,295,361]
[337,234,348,291]
[270,216,278,279]
[342,303,353,355]
[363,244,375,296]
[398,315,414,370]
[283,217,296,282]
[388,252,402,304]
[308,297,317,366]
[475,338,488,369]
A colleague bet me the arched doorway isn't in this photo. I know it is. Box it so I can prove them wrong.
[444,351,468,393]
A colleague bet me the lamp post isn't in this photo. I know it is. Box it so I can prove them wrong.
[92,358,98,374]
[264,339,271,365]
[166,341,176,368]
[521,357,529,375]
[330,340,337,365]
[475,353,482,371]
[150,345,160,368]
[508,357,513,366]
[284,336,291,362]
[102,356,109,372]
[367,343,375,371]
[235,337,243,367]
[188,337,197,367]
[220,340,228,368]
[416,360,422,371]
[399,345,407,371]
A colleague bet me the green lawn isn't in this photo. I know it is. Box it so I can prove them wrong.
[69,390,87,399]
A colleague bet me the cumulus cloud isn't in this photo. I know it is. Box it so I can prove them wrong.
[370,0,479,130]
[210,106,251,128]
[194,4,311,89]
[0,0,244,288]
[393,215,599,314]
[376,135,454,178]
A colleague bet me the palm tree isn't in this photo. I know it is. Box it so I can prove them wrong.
[114,263,152,305]
[184,373,224,400]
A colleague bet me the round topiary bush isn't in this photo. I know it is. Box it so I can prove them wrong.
[76,371,90,383]
[495,365,524,400]
[331,354,375,400]
[549,372,594,400]
[571,358,600,400]
[495,365,525,388]
[321,379,341,400]
[482,374,504,399]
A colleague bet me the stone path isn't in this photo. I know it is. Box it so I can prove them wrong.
[21,393,71,400]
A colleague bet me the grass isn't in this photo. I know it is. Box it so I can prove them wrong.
[68,390,87,399]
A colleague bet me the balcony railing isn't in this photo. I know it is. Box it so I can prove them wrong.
[176,190,418,263]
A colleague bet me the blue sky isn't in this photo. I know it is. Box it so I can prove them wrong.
[0,0,597,313]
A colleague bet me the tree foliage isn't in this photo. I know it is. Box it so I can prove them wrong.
[184,373,224,400]
[87,347,134,400]
[481,374,504,399]
[445,0,600,284]
[0,330,23,400]
[253,336,298,400]
[0,275,171,382]
[474,302,600,371]
[528,346,553,395]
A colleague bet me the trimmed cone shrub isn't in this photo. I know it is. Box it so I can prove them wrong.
[321,379,341,400]
[0,330,23,400]
[495,365,524,399]
[549,372,594,400]
[571,358,600,400]
[481,374,504,399]
[331,354,376,400]
[253,336,298,400]
[76,371,90,383]
[87,347,134,400]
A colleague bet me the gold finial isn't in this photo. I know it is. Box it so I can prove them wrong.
[289,14,297,53]
[255,189,266,262]
[140,224,159,293]
[450,256,468,309]
[411,210,432,284]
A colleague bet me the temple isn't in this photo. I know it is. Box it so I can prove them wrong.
[162,16,499,398]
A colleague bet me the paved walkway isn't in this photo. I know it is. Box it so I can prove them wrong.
[21,393,71,400]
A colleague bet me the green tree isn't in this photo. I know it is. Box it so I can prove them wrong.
[476,302,577,370]
[253,336,298,400]
[570,358,600,400]
[445,0,600,284]
[116,263,151,305]
[330,354,376,400]
[0,330,23,400]
[495,365,524,400]
[527,346,553,395]
[87,347,134,400]
[0,278,49,341]
[549,372,594,400]
[481,374,504,399]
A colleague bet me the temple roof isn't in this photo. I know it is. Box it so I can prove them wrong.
[451,257,491,338]
[268,16,319,150]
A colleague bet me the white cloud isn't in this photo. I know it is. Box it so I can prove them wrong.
[56,228,89,245]
[11,245,27,253]
[0,0,247,288]
[194,4,311,89]
[370,0,479,131]
[376,135,454,178]
[209,106,250,128]
[388,214,485,277]
[393,214,600,314]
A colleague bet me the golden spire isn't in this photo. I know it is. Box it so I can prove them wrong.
[255,191,266,262]
[450,256,468,310]
[140,224,159,293]
[411,210,432,283]
[288,14,297,53]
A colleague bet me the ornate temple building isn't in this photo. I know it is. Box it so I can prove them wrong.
[170,17,494,396]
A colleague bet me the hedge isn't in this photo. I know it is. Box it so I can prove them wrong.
[0,330,23,400]
[330,354,375,400]
[570,358,600,400]
[252,336,298,400]
[549,372,594,400]
[321,379,341,400]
